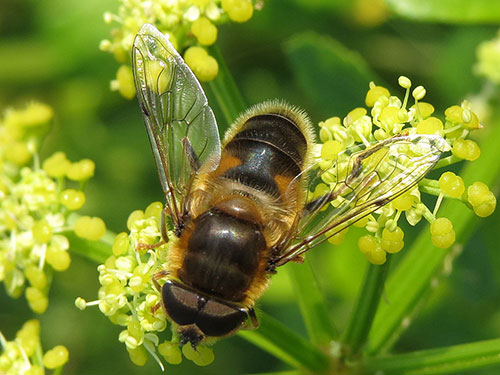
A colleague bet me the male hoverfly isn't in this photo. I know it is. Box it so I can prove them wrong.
[132,24,447,347]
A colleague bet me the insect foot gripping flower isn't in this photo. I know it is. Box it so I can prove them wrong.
[0,102,101,313]
[315,76,495,265]
[102,0,263,96]
[75,202,215,369]
[0,319,69,375]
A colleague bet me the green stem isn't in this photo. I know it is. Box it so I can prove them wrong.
[362,338,500,375]
[342,258,392,357]
[287,260,338,346]
[207,44,246,128]
[64,230,113,264]
[434,155,461,170]
[418,178,440,196]
[239,312,330,373]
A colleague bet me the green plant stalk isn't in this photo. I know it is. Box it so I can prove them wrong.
[239,312,330,373]
[367,113,500,355]
[64,230,113,264]
[287,260,338,346]
[342,258,392,357]
[362,338,500,375]
[206,44,246,127]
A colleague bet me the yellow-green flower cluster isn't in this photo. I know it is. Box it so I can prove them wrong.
[475,29,500,84]
[102,0,263,97]
[315,77,496,264]
[0,102,105,313]
[0,320,69,375]
[76,202,214,369]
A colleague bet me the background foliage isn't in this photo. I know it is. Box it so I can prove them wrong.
[1,0,500,374]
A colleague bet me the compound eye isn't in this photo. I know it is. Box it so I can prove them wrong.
[196,299,247,337]
[162,280,198,326]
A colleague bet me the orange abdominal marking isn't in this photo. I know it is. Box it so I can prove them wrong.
[213,153,241,177]
[274,174,294,200]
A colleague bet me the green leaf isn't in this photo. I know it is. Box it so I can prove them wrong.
[284,32,377,120]
[342,259,392,356]
[385,0,500,23]
[286,260,338,345]
[367,113,500,354]
[239,312,330,373]
[362,338,500,374]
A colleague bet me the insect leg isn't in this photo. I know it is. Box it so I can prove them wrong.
[247,308,259,329]
[152,270,170,292]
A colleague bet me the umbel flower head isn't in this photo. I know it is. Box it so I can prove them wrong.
[102,0,264,98]
[0,102,106,313]
[315,76,495,264]
[0,319,69,374]
[76,202,215,368]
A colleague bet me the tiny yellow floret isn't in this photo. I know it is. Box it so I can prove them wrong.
[416,117,443,135]
[439,171,465,198]
[221,0,254,23]
[60,189,86,210]
[66,159,95,181]
[430,217,455,248]
[25,265,47,289]
[43,345,69,369]
[398,76,412,89]
[43,152,70,178]
[113,232,130,256]
[159,341,183,365]
[452,139,480,161]
[46,247,71,271]
[26,287,49,314]
[74,216,107,241]
[411,102,435,119]
[381,226,404,254]
[365,84,390,107]
[5,142,31,165]
[191,17,218,45]
[321,140,343,161]
[116,65,136,99]
[182,344,215,366]
[127,346,148,366]
[445,105,462,124]
[184,47,219,81]
[392,192,415,211]
[412,86,426,100]
[32,220,53,244]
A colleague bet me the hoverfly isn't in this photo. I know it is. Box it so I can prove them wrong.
[132,24,447,348]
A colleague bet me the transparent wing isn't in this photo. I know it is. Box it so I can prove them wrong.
[272,134,449,268]
[132,24,221,225]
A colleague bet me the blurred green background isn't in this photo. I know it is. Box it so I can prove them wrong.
[1,0,500,374]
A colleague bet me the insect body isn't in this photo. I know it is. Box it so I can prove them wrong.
[132,24,448,347]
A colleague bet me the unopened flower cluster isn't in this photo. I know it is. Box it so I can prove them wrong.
[314,76,496,264]
[0,102,106,313]
[101,0,263,98]
[0,320,69,375]
[76,202,214,369]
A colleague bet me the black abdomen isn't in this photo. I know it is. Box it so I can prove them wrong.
[180,210,266,302]
[223,114,308,197]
